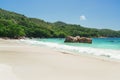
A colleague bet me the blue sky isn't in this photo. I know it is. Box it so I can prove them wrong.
[0,0,120,30]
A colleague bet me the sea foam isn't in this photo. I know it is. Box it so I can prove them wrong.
[20,39,120,60]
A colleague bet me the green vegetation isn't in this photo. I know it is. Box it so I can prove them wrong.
[0,8,120,38]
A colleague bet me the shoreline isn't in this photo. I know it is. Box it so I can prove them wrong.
[0,39,120,80]
[1,38,120,63]
[2,38,120,62]
[19,38,120,62]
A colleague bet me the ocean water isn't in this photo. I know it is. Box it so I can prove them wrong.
[20,38,120,60]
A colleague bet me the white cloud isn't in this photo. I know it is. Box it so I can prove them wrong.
[80,15,86,21]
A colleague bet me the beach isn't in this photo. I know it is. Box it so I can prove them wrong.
[0,39,120,80]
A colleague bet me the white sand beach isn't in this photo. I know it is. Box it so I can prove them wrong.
[0,39,120,80]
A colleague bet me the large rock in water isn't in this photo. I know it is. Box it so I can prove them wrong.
[64,36,92,43]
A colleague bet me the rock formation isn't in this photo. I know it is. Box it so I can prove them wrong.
[64,36,92,43]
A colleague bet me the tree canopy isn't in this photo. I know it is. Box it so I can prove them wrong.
[0,8,120,38]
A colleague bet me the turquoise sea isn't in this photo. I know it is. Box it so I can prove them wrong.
[21,38,120,60]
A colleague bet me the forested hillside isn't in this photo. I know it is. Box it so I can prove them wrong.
[0,8,120,38]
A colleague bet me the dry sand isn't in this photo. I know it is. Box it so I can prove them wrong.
[0,39,120,80]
